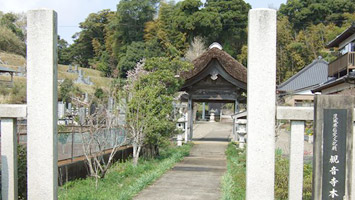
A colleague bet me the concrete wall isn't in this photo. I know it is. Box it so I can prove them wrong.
[58,146,133,186]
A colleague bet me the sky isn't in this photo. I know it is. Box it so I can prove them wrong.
[0,0,287,44]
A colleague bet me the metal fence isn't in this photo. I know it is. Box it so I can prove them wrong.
[2,124,127,163]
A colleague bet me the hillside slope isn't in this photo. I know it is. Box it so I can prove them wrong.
[0,51,113,103]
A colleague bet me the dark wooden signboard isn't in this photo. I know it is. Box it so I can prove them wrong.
[322,109,347,199]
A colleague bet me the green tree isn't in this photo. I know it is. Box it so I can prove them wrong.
[113,0,158,61]
[58,36,72,65]
[117,41,146,77]
[70,9,115,69]
[123,57,191,165]
[0,12,26,55]
[171,0,250,58]
[59,78,75,103]
[204,0,251,57]
[144,2,189,58]
[279,0,355,31]
[0,12,25,41]
[0,25,25,55]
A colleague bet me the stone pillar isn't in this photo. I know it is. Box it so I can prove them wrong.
[1,119,18,200]
[58,102,65,119]
[202,102,206,120]
[188,96,193,140]
[289,120,305,200]
[233,100,239,142]
[84,92,89,103]
[184,113,188,143]
[246,8,276,200]
[236,119,247,149]
[27,9,58,200]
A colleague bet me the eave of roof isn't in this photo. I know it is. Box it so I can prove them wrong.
[311,76,346,92]
[326,25,355,48]
[181,47,247,84]
[278,84,320,94]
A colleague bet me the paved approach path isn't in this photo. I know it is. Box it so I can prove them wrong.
[134,122,232,200]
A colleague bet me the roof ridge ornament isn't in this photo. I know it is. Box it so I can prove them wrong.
[210,69,219,80]
[209,42,223,50]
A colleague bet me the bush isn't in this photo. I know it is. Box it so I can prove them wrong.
[10,81,26,103]
[17,145,27,199]
[274,149,312,200]
[0,25,25,56]
[222,144,313,200]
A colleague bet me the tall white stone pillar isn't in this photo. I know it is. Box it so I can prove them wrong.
[27,9,58,200]
[246,8,277,200]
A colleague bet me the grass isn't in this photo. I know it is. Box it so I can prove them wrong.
[222,143,313,200]
[0,51,26,66]
[222,143,246,200]
[58,143,193,200]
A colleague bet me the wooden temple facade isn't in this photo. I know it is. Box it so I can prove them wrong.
[180,44,247,139]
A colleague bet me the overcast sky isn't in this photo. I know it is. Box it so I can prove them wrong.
[0,0,287,44]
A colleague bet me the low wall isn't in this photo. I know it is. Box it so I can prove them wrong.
[57,145,133,186]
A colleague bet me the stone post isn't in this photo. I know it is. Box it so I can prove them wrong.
[236,119,247,149]
[27,9,58,200]
[202,102,205,120]
[188,96,193,140]
[0,105,27,200]
[233,100,239,142]
[246,8,276,200]
[277,106,313,200]
[184,113,188,143]
[1,119,18,200]
[289,120,305,200]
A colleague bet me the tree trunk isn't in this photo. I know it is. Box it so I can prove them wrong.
[132,143,140,166]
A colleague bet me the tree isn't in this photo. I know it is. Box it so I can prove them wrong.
[185,36,206,61]
[79,104,126,188]
[204,0,251,57]
[123,60,149,165]
[117,41,147,77]
[144,1,189,58]
[58,36,71,65]
[123,57,191,165]
[171,0,250,57]
[279,0,355,31]
[59,78,82,103]
[113,0,158,61]
[0,12,26,55]
[0,25,25,55]
[70,9,115,69]
[0,12,25,41]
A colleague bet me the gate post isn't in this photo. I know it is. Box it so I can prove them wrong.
[27,9,58,200]
[188,95,193,140]
[246,8,277,200]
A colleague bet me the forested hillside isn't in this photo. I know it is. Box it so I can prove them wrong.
[1,0,355,84]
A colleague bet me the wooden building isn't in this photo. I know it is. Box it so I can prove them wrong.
[313,24,355,94]
[180,43,247,139]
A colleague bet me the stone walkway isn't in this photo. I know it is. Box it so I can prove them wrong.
[134,122,232,200]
